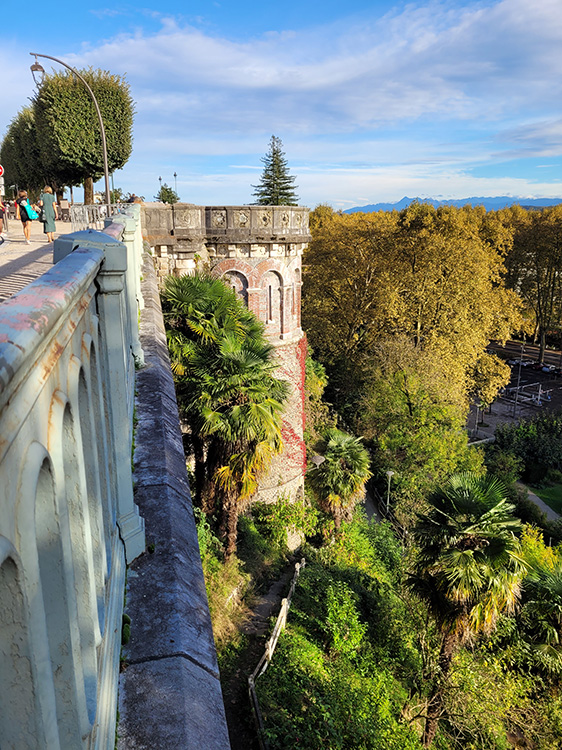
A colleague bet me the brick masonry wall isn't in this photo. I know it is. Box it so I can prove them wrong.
[256,333,307,503]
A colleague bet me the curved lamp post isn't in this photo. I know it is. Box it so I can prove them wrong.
[30,52,111,210]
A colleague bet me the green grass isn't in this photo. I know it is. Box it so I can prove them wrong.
[530,483,562,515]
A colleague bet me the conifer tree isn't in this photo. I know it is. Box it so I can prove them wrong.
[252,135,299,205]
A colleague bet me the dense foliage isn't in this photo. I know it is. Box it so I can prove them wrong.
[0,107,46,197]
[502,204,562,361]
[247,504,562,749]
[155,183,179,204]
[162,273,288,557]
[252,135,299,205]
[1,68,134,202]
[308,428,372,529]
[303,203,521,521]
[409,473,526,746]
[494,411,562,485]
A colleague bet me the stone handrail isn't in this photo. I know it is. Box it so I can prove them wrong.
[248,559,306,750]
[0,214,145,748]
[70,202,130,232]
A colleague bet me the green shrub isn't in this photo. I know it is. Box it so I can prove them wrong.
[325,581,367,657]
[252,495,319,548]
[257,631,422,749]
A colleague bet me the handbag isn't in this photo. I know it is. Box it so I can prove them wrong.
[23,200,38,220]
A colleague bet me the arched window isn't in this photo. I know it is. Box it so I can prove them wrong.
[223,271,248,306]
[261,271,282,329]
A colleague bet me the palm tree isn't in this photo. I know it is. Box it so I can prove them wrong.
[162,273,289,557]
[408,472,526,747]
[520,563,562,675]
[308,428,372,529]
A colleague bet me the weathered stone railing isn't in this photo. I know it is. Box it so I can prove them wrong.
[0,204,229,748]
[70,203,131,232]
[0,213,145,747]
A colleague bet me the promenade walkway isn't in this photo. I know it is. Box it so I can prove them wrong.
[0,217,69,303]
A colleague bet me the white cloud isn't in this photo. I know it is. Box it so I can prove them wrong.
[2,0,562,205]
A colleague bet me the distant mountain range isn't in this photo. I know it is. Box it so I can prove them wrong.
[345,196,562,213]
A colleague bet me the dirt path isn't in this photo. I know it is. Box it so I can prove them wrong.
[222,560,297,750]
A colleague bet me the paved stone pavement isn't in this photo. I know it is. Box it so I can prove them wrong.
[0,217,71,304]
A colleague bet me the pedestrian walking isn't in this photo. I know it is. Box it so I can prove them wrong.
[15,190,37,244]
[38,186,58,243]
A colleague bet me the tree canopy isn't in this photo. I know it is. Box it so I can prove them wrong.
[303,203,520,513]
[252,135,299,205]
[409,472,525,746]
[0,107,46,197]
[161,273,289,557]
[502,204,562,361]
[1,67,134,202]
[155,183,179,204]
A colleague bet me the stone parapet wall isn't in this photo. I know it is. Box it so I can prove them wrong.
[143,203,310,281]
[118,250,230,749]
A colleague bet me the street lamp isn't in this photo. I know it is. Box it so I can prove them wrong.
[512,342,525,418]
[30,53,111,211]
[173,171,178,195]
[385,470,394,515]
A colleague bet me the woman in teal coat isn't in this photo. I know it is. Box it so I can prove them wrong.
[39,186,58,242]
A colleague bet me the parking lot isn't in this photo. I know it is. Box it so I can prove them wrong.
[468,342,562,441]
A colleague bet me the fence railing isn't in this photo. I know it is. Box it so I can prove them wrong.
[70,203,130,232]
[0,210,145,748]
[248,558,306,750]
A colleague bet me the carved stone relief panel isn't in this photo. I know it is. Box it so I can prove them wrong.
[257,210,272,228]
[174,208,201,229]
[211,210,227,228]
[234,210,249,228]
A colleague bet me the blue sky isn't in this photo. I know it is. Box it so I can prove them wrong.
[1,0,562,208]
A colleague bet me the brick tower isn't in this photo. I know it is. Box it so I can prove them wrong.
[145,203,311,502]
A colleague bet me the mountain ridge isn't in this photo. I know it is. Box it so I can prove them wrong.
[345,196,562,213]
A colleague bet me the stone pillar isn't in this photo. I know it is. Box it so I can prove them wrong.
[95,240,145,562]
[105,212,144,364]
[247,286,262,319]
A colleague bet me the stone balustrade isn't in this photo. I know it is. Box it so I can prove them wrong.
[0,204,228,749]
[142,202,311,280]
[0,211,145,748]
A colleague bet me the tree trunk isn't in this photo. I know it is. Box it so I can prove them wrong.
[83,176,94,205]
[219,490,239,560]
[539,328,546,365]
[192,433,206,509]
[422,629,458,747]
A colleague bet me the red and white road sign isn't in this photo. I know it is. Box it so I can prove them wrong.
[0,165,4,177]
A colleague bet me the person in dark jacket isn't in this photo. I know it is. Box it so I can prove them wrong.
[15,190,36,244]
